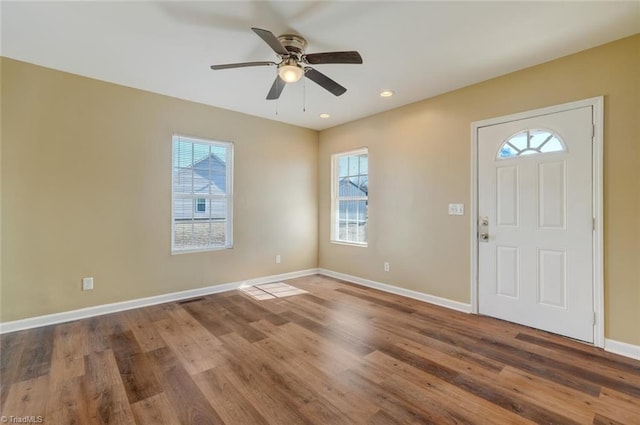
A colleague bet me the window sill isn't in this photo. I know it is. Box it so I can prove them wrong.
[330,240,368,248]
[171,245,233,255]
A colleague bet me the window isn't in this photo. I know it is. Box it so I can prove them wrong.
[497,129,565,159]
[331,148,368,245]
[172,135,233,253]
[196,198,206,212]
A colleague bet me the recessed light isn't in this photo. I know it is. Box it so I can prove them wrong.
[380,90,394,97]
[320,113,330,119]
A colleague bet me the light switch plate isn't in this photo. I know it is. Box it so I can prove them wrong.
[448,203,464,216]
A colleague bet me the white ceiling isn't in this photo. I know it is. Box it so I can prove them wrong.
[2,1,639,131]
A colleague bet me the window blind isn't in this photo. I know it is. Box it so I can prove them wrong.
[172,135,233,253]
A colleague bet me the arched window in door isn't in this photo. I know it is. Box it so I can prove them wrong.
[497,129,565,159]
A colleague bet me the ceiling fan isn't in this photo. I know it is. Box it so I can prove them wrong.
[210,27,363,100]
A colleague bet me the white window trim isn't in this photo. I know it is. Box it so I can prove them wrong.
[330,147,369,247]
[171,134,234,254]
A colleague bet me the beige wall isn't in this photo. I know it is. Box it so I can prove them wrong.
[1,58,318,322]
[319,35,640,345]
[2,35,638,347]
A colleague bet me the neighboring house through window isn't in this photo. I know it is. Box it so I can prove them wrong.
[172,135,233,253]
[331,148,368,245]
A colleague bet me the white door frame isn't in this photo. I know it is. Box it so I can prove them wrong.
[470,97,604,347]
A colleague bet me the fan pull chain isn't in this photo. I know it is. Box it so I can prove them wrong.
[303,77,306,112]
[275,98,279,116]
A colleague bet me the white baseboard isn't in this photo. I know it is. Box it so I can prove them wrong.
[318,268,472,313]
[0,268,319,334]
[605,338,640,360]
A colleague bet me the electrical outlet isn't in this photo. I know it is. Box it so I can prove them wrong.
[82,277,94,291]
[384,262,390,272]
[275,254,281,264]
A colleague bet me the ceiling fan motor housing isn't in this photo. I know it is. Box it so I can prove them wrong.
[278,34,308,56]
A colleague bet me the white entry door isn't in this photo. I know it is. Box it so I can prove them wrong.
[478,106,594,342]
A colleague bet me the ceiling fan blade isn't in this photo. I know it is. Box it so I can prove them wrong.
[304,68,347,96]
[303,51,363,65]
[210,61,276,70]
[251,27,289,56]
[266,76,286,100]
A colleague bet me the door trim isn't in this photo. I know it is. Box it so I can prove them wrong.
[470,97,604,347]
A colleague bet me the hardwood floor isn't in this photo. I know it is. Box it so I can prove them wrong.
[1,275,639,424]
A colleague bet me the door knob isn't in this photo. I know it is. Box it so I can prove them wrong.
[479,216,489,242]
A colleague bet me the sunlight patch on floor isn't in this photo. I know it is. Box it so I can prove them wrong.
[239,282,307,300]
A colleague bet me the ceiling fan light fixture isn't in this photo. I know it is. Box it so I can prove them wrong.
[211,28,361,100]
[278,61,304,83]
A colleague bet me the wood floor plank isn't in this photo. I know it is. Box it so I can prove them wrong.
[84,350,136,425]
[109,330,162,404]
[280,310,375,357]
[1,375,49,421]
[218,331,350,424]
[252,319,365,375]
[1,274,639,424]
[139,303,173,322]
[496,366,597,423]
[49,321,88,387]
[194,367,270,425]
[153,308,224,375]
[480,338,640,398]
[386,371,534,425]
[335,287,418,314]
[412,304,535,343]
[45,375,92,425]
[15,325,55,382]
[360,349,535,425]
[395,334,503,382]
[417,319,604,397]
[130,393,181,425]
[370,315,506,373]
[181,300,234,337]
[0,330,27,409]
[593,413,626,425]
[513,333,640,387]
[221,293,289,325]
[596,387,640,423]
[123,308,166,352]
[368,409,403,425]
[214,335,316,425]
[279,293,343,324]
[338,368,459,425]
[145,347,225,425]
[161,363,225,424]
[516,333,640,371]
[200,297,269,342]
[451,373,583,425]
[86,313,130,354]
[297,399,359,425]
[240,323,380,423]
[517,331,640,368]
